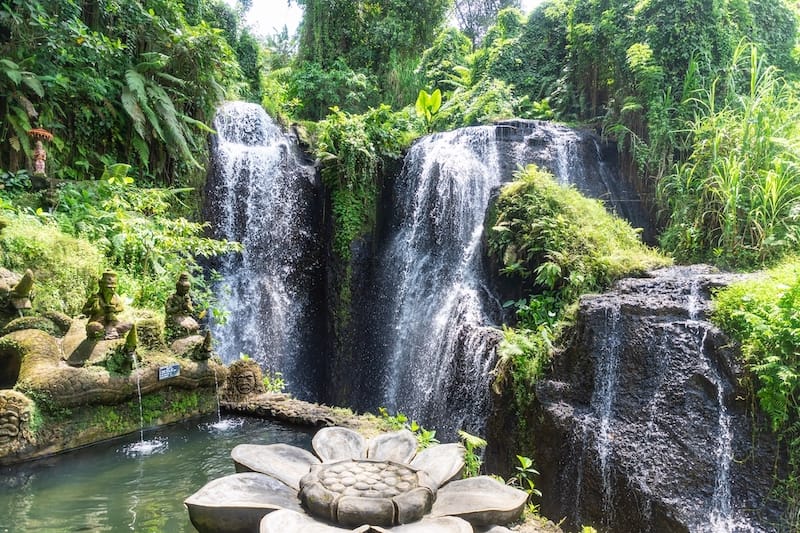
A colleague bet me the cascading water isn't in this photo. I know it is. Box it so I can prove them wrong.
[592,304,622,526]
[356,120,648,438]
[525,267,780,533]
[377,127,504,436]
[205,102,322,399]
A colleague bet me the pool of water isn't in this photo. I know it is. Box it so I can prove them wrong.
[0,415,314,532]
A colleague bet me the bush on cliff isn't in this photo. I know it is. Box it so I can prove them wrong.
[487,164,670,406]
[713,258,800,527]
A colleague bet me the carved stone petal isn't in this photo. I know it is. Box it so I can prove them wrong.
[231,443,320,490]
[260,510,352,533]
[387,516,474,532]
[337,495,396,527]
[409,443,466,489]
[185,472,302,533]
[299,479,338,523]
[312,427,367,462]
[430,476,527,527]
[393,486,433,524]
[366,429,417,463]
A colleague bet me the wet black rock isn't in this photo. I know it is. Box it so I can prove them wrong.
[488,266,786,532]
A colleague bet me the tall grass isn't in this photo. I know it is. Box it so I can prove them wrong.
[659,43,800,267]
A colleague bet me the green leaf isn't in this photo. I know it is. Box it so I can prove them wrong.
[121,88,147,140]
[21,73,44,98]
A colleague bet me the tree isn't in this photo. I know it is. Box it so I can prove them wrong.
[294,0,450,113]
[452,0,521,46]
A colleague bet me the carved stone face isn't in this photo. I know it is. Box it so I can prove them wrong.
[234,371,257,395]
[99,283,116,302]
[0,393,31,447]
[224,360,265,401]
[175,280,190,296]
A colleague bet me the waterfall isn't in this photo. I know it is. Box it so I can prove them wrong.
[205,102,322,399]
[359,120,647,438]
[377,127,503,436]
[593,303,622,526]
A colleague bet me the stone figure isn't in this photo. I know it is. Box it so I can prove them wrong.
[165,272,199,338]
[222,359,265,403]
[8,269,33,314]
[0,391,33,452]
[27,128,53,177]
[82,271,131,340]
[32,141,46,176]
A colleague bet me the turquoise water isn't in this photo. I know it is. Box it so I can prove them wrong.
[0,416,313,532]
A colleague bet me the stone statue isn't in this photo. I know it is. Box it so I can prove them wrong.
[9,269,33,314]
[165,272,199,338]
[27,128,53,177]
[222,359,265,403]
[32,140,46,176]
[82,271,131,340]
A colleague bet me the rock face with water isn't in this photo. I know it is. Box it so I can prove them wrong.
[335,120,649,439]
[488,266,784,532]
[205,102,325,400]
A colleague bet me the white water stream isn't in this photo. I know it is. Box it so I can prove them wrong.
[208,102,316,397]
[379,126,503,434]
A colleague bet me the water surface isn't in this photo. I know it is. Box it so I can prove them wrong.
[0,416,313,532]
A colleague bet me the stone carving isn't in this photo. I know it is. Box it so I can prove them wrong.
[165,272,199,338]
[82,271,131,340]
[222,359,265,402]
[185,426,527,533]
[0,390,34,455]
[9,269,34,313]
[27,128,53,177]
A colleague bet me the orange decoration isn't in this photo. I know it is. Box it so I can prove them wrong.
[27,128,54,142]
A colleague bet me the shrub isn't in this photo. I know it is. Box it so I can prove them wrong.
[487,165,669,406]
[713,258,800,528]
[0,212,105,315]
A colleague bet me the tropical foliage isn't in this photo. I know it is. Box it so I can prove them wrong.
[0,0,253,187]
[713,259,800,527]
[659,44,800,267]
[486,165,669,408]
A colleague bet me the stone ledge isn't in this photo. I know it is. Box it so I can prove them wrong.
[221,393,383,437]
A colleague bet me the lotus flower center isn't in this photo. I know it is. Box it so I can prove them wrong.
[299,459,435,527]
[319,460,418,497]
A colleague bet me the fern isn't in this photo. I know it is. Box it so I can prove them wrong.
[121,88,147,140]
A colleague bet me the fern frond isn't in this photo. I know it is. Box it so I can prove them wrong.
[121,88,148,140]
[124,69,148,103]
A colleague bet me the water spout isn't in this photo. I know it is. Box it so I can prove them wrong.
[122,353,166,456]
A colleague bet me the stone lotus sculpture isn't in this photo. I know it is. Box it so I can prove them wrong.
[185,426,528,533]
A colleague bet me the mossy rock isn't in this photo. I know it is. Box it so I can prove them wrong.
[0,329,60,390]
[41,311,72,334]
[1,316,62,337]
[134,313,165,350]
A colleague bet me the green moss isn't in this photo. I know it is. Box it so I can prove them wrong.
[487,165,670,410]
[140,394,166,424]
[168,391,199,417]
[93,405,129,434]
